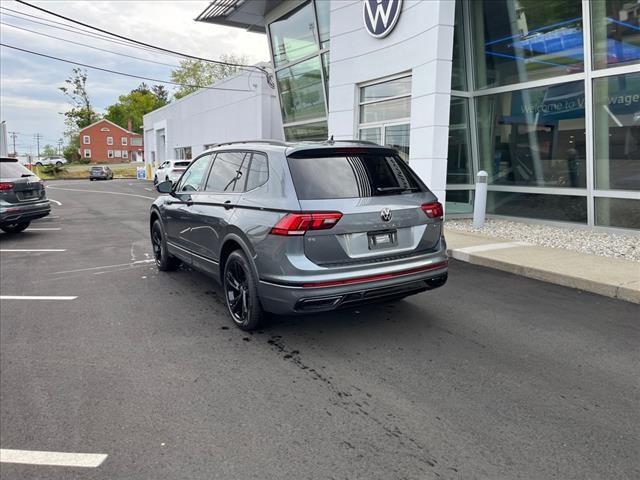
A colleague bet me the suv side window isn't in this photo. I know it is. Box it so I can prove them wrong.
[245,152,269,191]
[205,151,249,193]
[175,154,211,192]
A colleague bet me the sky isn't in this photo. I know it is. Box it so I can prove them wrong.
[0,0,270,155]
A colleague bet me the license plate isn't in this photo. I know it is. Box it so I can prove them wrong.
[368,230,397,250]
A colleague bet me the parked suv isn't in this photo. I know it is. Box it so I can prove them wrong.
[150,141,448,330]
[89,166,113,181]
[154,159,192,185]
[35,156,66,167]
[1,157,50,233]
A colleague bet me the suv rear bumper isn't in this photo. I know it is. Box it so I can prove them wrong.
[258,254,448,315]
[0,200,50,225]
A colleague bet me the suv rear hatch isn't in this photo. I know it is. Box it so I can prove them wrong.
[286,148,443,266]
[0,161,45,204]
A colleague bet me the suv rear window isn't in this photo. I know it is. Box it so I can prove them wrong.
[0,161,33,178]
[287,153,423,200]
[174,161,190,168]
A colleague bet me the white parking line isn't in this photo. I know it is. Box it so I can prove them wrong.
[144,187,153,191]
[0,249,66,252]
[49,199,63,206]
[0,448,107,468]
[0,296,77,300]
[52,259,154,275]
[26,228,61,231]
[47,186,155,200]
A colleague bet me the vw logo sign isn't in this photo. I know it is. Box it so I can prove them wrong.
[380,208,392,222]
[363,0,403,39]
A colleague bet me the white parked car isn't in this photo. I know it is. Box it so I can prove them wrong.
[35,156,67,167]
[154,159,191,185]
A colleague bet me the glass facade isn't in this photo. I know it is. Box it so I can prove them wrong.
[447,0,640,229]
[269,0,329,141]
[265,0,639,229]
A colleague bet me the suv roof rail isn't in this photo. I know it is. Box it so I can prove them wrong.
[327,139,381,146]
[207,139,289,148]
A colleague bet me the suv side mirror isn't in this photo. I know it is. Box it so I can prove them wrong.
[157,180,173,194]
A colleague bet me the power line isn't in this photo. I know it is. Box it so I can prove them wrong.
[0,21,182,69]
[0,8,163,56]
[0,43,253,93]
[14,0,274,86]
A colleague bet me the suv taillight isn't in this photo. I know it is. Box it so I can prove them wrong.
[0,182,15,191]
[271,212,343,236]
[421,202,443,219]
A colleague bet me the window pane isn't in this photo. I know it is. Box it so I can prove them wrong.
[384,124,410,162]
[592,0,640,69]
[206,152,248,192]
[360,76,412,102]
[321,51,330,98]
[359,127,382,144]
[593,72,640,191]
[287,154,423,200]
[246,153,269,191]
[315,0,330,48]
[476,81,586,188]
[487,191,587,222]
[284,121,328,141]
[269,1,318,68]
[446,189,474,214]
[452,0,467,90]
[360,96,411,124]
[447,97,472,184]
[471,0,583,88]
[595,197,640,229]
[277,57,326,124]
[177,155,211,192]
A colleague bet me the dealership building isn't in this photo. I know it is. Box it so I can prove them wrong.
[190,0,640,229]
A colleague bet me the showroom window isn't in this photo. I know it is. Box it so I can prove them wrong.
[476,81,586,189]
[451,0,467,91]
[175,146,193,160]
[591,0,640,70]
[593,71,640,191]
[470,0,584,89]
[268,0,329,141]
[358,75,412,162]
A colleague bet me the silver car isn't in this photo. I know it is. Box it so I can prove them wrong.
[150,141,448,330]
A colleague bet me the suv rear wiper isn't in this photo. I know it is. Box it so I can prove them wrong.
[21,173,33,177]
[376,186,420,193]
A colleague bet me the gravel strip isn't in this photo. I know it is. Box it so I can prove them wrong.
[445,218,640,262]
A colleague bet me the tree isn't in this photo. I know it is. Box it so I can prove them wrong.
[42,144,57,157]
[59,68,100,130]
[170,53,249,100]
[104,83,169,132]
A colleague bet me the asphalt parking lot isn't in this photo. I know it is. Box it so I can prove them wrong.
[1,179,638,480]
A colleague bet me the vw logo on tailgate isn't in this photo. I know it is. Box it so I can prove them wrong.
[363,0,403,38]
[380,208,392,222]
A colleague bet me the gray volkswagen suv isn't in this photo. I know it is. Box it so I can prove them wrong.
[150,141,448,330]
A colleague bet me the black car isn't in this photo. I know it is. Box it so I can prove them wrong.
[90,166,114,181]
[0,157,50,233]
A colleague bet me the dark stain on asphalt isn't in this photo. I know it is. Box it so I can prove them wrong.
[220,326,229,330]
[242,337,251,342]
[265,334,445,476]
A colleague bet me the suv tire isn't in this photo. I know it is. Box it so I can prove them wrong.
[1,221,30,234]
[151,219,180,271]
[223,250,264,331]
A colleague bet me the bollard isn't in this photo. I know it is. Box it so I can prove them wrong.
[473,171,488,228]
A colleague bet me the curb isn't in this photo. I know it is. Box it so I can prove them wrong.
[447,248,640,305]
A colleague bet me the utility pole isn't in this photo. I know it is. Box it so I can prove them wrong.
[8,131,18,156]
[34,133,43,159]
[57,138,63,155]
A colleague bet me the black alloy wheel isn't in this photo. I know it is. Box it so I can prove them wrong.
[0,221,30,234]
[223,250,264,331]
[151,220,179,271]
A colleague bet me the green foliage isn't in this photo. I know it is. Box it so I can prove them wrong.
[170,54,249,100]
[42,144,57,157]
[59,68,100,130]
[63,134,80,162]
[104,82,168,132]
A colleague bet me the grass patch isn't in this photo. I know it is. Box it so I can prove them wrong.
[33,163,140,180]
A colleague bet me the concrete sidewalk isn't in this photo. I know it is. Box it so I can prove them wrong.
[444,228,640,304]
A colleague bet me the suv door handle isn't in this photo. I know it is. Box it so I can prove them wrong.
[223,200,233,210]
[185,198,193,207]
